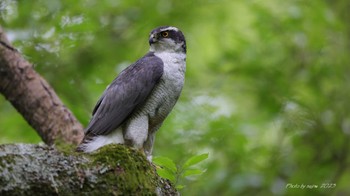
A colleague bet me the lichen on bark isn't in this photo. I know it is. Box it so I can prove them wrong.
[0,143,177,195]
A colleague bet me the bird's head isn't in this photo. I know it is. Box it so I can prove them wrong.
[149,26,186,54]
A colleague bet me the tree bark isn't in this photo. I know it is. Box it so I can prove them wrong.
[0,26,84,145]
[0,143,177,195]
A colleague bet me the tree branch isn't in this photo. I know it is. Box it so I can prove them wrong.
[0,143,177,195]
[0,26,84,145]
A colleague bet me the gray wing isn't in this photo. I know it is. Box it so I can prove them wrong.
[85,52,164,136]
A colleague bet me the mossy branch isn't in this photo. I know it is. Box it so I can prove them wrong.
[0,143,177,195]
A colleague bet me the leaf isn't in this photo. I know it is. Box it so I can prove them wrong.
[183,153,209,169]
[176,185,185,190]
[153,156,177,173]
[182,169,204,177]
[156,167,176,183]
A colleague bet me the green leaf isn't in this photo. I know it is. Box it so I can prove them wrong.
[156,167,176,183]
[176,185,185,190]
[183,169,204,177]
[183,153,209,169]
[153,156,177,173]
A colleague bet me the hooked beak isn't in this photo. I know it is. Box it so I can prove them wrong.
[149,34,158,45]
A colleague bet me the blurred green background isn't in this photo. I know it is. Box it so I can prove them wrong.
[1,0,350,195]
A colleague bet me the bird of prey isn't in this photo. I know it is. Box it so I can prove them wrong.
[77,26,186,160]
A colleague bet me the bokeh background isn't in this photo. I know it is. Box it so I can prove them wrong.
[1,0,350,195]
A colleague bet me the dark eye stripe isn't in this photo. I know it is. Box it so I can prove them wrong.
[166,30,185,44]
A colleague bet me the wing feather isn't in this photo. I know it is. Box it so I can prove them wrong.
[85,52,163,136]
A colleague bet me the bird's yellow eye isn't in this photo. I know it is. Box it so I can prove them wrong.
[161,31,169,38]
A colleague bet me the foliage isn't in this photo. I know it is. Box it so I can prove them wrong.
[1,0,350,195]
[153,153,208,190]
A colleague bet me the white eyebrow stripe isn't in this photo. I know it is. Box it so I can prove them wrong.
[160,26,178,32]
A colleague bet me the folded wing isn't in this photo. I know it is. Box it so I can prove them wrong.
[85,53,164,136]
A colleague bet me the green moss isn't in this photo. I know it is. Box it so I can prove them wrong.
[88,144,158,195]
[54,138,77,156]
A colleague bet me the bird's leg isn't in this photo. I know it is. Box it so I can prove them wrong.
[143,132,156,161]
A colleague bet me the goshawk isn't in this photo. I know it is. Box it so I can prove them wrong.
[77,26,186,161]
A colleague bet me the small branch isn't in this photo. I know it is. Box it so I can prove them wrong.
[0,40,17,51]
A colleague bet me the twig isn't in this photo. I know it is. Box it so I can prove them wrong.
[0,40,17,52]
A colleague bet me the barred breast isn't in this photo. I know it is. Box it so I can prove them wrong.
[133,51,186,132]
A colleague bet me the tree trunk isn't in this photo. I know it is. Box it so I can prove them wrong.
[0,143,177,195]
[0,26,84,145]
